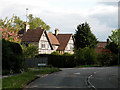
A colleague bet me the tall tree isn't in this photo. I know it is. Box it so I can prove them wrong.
[28,14,50,30]
[74,22,98,49]
[109,28,120,45]
[106,28,120,54]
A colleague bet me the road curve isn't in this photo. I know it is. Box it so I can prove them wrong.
[24,67,119,90]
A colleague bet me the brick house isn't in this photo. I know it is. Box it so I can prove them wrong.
[95,39,110,53]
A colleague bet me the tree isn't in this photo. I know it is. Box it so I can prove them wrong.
[0,15,25,43]
[74,22,98,49]
[106,42,118,54]
[28,14,50,30]
[108,28,120,45]
[22,44,38,58]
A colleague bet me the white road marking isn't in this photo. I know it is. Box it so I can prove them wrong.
[74,73,80,74]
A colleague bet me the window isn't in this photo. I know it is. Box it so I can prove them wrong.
[41,44,45,48]
[70,45,73,50]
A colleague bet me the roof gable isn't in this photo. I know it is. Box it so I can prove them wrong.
[22,27,44,42]
[47,33,60,45]
[56,34,72,50]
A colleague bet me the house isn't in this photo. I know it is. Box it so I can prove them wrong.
[21,26,74,54]
[95,39,110,53]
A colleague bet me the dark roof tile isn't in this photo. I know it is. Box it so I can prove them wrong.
[22,27,44,42]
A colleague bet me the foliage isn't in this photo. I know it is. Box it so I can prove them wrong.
[0,15,25,43]
[2,39,26,74]
[74,22,98,49]
[62,52,72,56]
[51,51,60,55]
[97,49,118,66]
[106,42,118,54]
[75,65,101,68]
[74,47,98,65]
[109,28,120,45]
[2,68,60,89]
[22,44,38,58]
[28,14,50,30]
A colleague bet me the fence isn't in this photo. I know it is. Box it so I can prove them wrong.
[25,57,48,68]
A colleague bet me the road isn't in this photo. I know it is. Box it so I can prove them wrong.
[25,67,119,90]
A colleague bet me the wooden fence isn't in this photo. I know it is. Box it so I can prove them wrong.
[25,57,48,68]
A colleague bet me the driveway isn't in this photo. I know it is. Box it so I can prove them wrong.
[24,67,119,90]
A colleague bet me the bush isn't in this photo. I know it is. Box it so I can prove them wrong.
[2,39,26,74]
[97,49,118,66]
[62,52,72,56]
[22,44,38,58]
[74,47,98,65]
[51,51,60,55]
[74,48,85,65]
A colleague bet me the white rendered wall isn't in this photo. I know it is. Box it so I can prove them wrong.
[38,32,52,54]
[64,36,74,54]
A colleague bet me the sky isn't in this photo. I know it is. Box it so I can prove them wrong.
[0,0,119,41]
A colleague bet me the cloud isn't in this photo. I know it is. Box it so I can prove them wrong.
[88,5,118,28]
[0,0,117,41]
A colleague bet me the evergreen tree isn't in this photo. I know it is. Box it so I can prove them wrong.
[74,22,98,49]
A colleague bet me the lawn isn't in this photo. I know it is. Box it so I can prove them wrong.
[2,67,60,89]
[75,65,102,68]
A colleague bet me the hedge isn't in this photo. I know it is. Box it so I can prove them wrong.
[2,39,26,75]
[48,55,76,68]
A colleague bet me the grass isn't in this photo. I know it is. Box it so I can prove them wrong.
[75,65,102,68]
[2,67,60,89]
[75,64,120,68]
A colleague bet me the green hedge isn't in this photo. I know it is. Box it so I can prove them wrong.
[48,55,76,68]
[2,39,26,75]
[74,47,98,65]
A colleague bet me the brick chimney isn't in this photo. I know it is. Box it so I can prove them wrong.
[55,28,59,36]
[25,22,30,32]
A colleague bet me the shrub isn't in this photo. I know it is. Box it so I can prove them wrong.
[74,48,85,65]
[84,47,98,65]
[22,44,38,58]
[97,49,118,66]
[62,52,72,56]
[2,39,26,74]
[74,47,98,65]
[51,51,60,55]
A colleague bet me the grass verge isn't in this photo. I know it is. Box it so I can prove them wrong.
[74,65,102,68]
[2,67,60,89]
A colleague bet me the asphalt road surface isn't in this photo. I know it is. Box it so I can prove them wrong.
[25,67,119,90]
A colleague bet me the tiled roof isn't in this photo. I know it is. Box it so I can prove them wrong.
[22,27,44,42]
[97,42,107,48]
[56,34,72,50]
[47,33,60,45]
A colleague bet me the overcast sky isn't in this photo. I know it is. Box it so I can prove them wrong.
[0,0,119,41]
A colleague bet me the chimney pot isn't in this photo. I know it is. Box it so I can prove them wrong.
[55,28,59,36]
[25,22,30,32]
